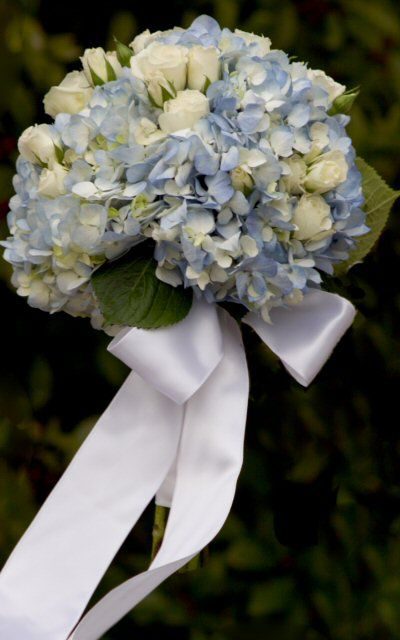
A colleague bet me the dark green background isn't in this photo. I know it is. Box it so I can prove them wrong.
[1,1,400,638]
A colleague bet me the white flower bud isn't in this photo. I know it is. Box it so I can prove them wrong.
[130,43,188,92]
[130,29,162,54]
[308,68,346,105]
[44,71,93,118]
[187,46,220,91]
[292,194,332,241]
[38,162,68,197]
[304,150,348,193]
[282,155,307,194]
[158,90,209,133]
[81,48,122,85]
[18,124,58,165]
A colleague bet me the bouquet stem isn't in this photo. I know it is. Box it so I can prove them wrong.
[151,504,208,572]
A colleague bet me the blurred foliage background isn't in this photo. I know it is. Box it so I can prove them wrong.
[1,0,400,638]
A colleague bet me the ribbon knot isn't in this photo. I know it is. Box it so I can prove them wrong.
[0,291,355,640]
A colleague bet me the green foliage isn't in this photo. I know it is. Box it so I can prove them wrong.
[336,158,400,274]
[1,2,400,640]
[329,86,360,116]
[92,245,192,328]
[113,37,133,67]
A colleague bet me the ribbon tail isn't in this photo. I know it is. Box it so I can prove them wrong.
[244,289,356,386]
[69,310,249,640]
[0,374,184,640]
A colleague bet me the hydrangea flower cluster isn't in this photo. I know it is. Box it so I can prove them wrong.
[2,15,368,328]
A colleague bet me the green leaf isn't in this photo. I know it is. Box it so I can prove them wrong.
[105,57,117,82]
[89,64,105,87]
[113,36,133,67]
[328,86,360,115]
[202,76,212,93]
[92,244,193,329]
[335,157,400,275]
[160,83,175,103]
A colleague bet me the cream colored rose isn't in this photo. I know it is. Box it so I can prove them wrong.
[158,90,209,133]
[44,71,93,117]
[187,46,220,91]
[147,71,176,107]
[308,68,346,104]
[282,155,307,194]
[130,43,188,92]
[130,29,155,54]
[81,48,122,85]
[234,29,272,56]
[304,150,348,193]
[129,29,180,54]
[38,162,68,197]
[292,194,332,241]
[18,124,58,165]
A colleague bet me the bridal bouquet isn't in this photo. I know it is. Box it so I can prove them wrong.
[0,14,398,640]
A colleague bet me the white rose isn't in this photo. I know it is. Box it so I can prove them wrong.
[158,90,209,133]
[308,68,346,104]
[38,162,68,197]
[304,150,348,193]
[282,155,307,194]
[81,48,122,85]
[44,71,93,117]
[18,124,58,165]
[234,29,271,56]
[147,71,176,107]
[187,46,220,91]
[130,43,188,92]
[130,29,160,54]
[292,194,332,241]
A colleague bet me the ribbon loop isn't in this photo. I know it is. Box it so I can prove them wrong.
[244,290,356,386]
[108,299,223,404]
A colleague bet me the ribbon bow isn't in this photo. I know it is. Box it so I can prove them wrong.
[0,290,355,640]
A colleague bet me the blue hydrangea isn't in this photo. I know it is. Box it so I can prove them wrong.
[2,15,368,328]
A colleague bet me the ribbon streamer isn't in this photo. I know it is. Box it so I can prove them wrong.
[0,291,355,640]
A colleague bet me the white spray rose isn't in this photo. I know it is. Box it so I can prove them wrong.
[292,194,332,241]
[18,124,58,165]
[130,43,188,92]
[146,71,177,107]
[282,155,307,194]
[308,68,346,104]
[187,46,220,91]
[158,90,209,133]
[38,162,68,197]
[81,48,122,85]
[44,71,93,117]
[304,150,348,193]
[234,29,271,56]
[130,29,161,54]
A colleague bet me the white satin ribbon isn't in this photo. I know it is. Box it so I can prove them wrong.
[244,290,356,386]
[0,290,355,640]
